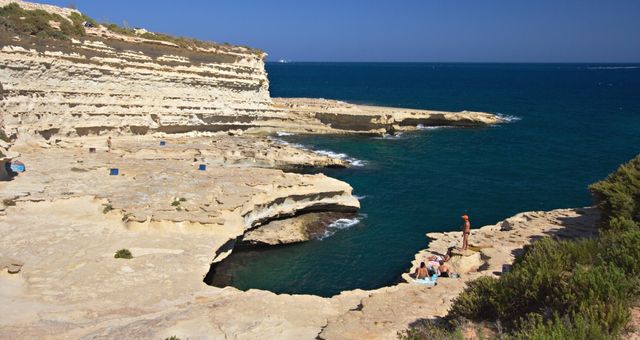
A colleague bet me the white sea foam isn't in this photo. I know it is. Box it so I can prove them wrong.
[349,159,366,167]
[416,124,451,130]
[375,132,405,140]
[271,138,306,149]
[354,195,367,200]
[276,131,294,136]
[495,113,522,123]
[313,149,366,167]
[271,138,366,167]
[317,216,364,240]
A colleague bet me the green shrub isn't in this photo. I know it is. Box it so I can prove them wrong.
[600,229,640,277]
[397,319,463,340]
[114,248,132,259]
[0,129,10,143]
[0,3,86,40]
[103,22,135,36]
[450,237,603,327]
[102,204,113,214]
[448,276,500,321]
[589,155,640,231]
[449,236,637,335]
[514,314,610,340]
[68,11,96,28]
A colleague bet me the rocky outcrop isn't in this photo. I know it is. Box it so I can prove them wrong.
[241,211,357,246]
[273,97,504,135]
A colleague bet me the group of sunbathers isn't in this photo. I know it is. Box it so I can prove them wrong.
[414,254,458,279]
[413,214,471,281]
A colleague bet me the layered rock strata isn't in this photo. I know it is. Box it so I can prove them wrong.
[0,30,271,138]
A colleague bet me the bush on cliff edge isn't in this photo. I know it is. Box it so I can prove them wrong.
[589,155,640,231]
[402,154,640,339]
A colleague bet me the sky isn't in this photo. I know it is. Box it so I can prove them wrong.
[37,0,640,62]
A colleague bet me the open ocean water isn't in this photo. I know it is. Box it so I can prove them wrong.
[213,63,640,297]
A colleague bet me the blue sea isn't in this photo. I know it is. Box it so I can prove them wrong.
[214,63,640,297]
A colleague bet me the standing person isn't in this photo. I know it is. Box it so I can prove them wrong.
[106,136,112,152]
[461,214,471,250]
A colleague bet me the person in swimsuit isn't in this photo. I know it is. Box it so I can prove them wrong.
[106,136,112,152]
[438,260,450,277]
[461,214,471,250]
[414,262,429,279]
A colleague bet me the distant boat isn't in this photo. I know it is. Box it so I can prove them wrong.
[277,59,289,63]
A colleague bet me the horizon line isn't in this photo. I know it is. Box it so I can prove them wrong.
[265,61,640,64]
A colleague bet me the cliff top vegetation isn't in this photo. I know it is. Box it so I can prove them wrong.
[0,2,262,55]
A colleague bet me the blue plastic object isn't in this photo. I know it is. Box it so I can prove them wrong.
[10,163,25,172]
[109,168,119,176]
[198,164,206,171]
[159,141,166,146]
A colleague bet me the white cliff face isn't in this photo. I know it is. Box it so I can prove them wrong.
[0,29,270,138]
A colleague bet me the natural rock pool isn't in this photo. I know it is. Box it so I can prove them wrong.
[211,62,640,297]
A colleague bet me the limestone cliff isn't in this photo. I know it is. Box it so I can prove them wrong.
[0,0,272,139]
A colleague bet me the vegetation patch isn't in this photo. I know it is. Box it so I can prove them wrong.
[171,197,186,210]
[102,204,113,214]
[0,3,84,40]
[121,212,132,222]
[2,198,16,206]
[0,129,10,143]
[114,248,132,259]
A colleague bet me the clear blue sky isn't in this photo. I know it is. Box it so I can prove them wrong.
[38,0,640,62]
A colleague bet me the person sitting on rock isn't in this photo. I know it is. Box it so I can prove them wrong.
[438,260,451,277]
[414,262,429,279]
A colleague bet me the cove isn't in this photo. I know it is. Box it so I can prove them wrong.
[210,63,640,297]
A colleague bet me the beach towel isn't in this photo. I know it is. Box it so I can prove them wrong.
[414,275,438,286]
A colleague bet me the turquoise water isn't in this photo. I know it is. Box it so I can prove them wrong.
[216,63,640,297]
